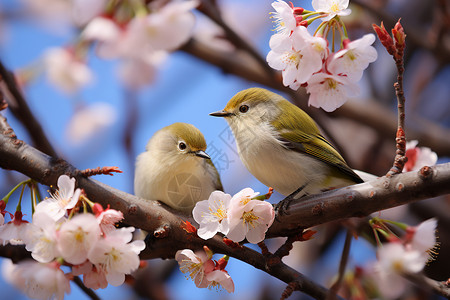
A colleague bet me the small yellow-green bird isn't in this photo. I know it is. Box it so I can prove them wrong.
[134,122,222,213]
[210,87,363,197]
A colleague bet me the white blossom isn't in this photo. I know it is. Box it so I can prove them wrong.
[9,260,70,300]
[87,227,145,286]
[43,47,93,94]
[205,269,235,293]
[373,243,427,299]
[267,27,327,89]
[65,102,118,146]
[312,0,351,21]
[270,0,296,35]
[306,71,360,112]
[58,213,101,265]
[404,140,438,172]
[193,191,232,240]
[410,218,438,257]
[0,211,30,245]
[24,211,60,263]
[35,175,81,222]
[328,34,378,81]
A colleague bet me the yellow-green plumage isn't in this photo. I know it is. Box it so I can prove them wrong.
[211,87,362,197]
[134,122,222,213]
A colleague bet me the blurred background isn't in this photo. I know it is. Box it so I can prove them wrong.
[0,0,449,299]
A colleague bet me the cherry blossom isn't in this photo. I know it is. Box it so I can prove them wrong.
[312,0,351,21]
[267,27,327,89]
[58,213,101,265]
[328,34,378,81]
[65,102,118,146]
[306,71,360,112]
[270,0,297,35]
[205,269,235,293]
[42,47,93,94]
[24,211,60,263]
[374,242,427,299]
[403,140,438,172]
[8,260,70,300]
[226,188,275,244]
[87,227,145,286]
[0,211,30,245]
[72,261,109,290]
[193,190,232,239]
[410,218,438,257]
[175,248,215,288]
[92,203,124,235]
[35,175,81,222]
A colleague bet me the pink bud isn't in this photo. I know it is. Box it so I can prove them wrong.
[373,22,395,55]
[293,7,304,15]
[298,20,308,27]
[92,203,104,216]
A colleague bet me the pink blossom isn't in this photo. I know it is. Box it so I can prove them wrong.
[73,261,108,290]
[175,249,215,288]
[205,269,235,293]
[226,188,275,244]
[93,203,124,235]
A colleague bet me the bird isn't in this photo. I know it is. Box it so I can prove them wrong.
[209,87,363,198]
[134,122,222,213]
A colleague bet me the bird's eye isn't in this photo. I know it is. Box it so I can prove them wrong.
[178,142,187,151]
[239,105,249,113]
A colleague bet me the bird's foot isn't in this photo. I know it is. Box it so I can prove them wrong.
[275,184,307,221]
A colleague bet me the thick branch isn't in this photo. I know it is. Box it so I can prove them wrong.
[268,164,450,236]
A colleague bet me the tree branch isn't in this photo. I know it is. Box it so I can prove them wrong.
[1,113,449,299]
[0,59,57,157]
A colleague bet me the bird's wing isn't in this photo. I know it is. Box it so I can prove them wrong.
[206,159,224,191]
[279,130,364,184]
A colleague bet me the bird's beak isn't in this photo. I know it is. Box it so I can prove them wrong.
[209,110,233,117]
[194,150,211,159]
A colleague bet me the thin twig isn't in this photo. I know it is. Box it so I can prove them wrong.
[0,60,57,157]
[80,166,123,177]
[327,231,353,300]
[73,276,101,300]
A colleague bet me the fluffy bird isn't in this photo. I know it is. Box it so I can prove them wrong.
[210,87,363,197]
[134,122,222,213]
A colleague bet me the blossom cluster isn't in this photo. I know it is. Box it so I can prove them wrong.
[0,175,145,299]
[31,0,199,92]
[193,188,275,244]
[175,247,234,293]
[368,218,438,299]
[267,0,378,112]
